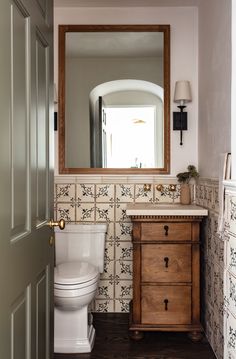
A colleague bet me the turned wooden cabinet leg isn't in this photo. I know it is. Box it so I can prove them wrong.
[188,331,203,342]
[129,330,144,340]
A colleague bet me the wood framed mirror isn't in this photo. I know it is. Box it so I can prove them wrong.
[58,24,170,174]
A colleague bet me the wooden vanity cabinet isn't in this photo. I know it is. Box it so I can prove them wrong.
[129,216,204,341]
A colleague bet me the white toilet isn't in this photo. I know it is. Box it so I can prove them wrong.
[54,223,107,353]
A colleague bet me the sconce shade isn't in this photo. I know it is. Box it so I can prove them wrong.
[174,81,192,103]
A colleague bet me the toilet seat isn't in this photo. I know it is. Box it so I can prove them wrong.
[54,261,99,291]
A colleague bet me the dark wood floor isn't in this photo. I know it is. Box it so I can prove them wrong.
[54,313,216,359]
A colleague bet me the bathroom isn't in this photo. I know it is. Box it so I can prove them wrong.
[0,0,235,358]
[53,1,234,358]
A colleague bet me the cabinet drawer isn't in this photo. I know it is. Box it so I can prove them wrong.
[142,244,191,283]
[141,222,191,241]
[141,285,191,325]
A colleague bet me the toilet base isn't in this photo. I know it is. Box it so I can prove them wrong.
[54,306,96,353]
[54,323,95,353]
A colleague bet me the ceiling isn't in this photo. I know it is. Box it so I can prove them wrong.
[54,0,201,8]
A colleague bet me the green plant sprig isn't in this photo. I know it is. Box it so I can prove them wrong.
[176,165,199,184]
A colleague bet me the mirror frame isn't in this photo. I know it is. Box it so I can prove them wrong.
[58,24,170,174]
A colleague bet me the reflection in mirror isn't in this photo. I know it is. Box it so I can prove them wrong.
[59,25,170,174]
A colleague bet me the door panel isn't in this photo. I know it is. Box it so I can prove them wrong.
[11,1,30,241]
[11,287,30,359]
[36,268,49,359]
[0,0,54,358]
[36,31,49,225]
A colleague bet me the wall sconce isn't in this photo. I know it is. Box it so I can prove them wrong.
[173,81,192,145]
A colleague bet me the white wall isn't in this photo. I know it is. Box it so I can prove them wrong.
[54,6,198,176]
[198,0,231,179]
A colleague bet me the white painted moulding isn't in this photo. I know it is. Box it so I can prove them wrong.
[126,203,208,216]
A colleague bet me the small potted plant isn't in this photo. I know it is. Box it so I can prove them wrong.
[176,165,199,204]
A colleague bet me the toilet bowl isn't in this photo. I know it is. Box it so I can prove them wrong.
[54,224,107,354]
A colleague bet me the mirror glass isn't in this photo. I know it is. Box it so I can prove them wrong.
[59,25,170,174]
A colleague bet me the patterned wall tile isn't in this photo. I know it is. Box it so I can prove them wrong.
[213,186,219,212]
[116,184,134,202]
[115,242,133,261]
[56,184,76,202]
[96,203,114,222]
[94,299,114,312]
[102,259,115,280]
[115,222,132,242]
[96,280,114,299]
[115,260,132,280]
[56,203,76,222]
[134,184,153,203]
[115,299,130,313]
[226,312,236,358]
[76,203,95,222]
[77,184,95,202]
[115,281,133,299]
[230,197,236,235]
[227,271,236,318]
[227,234,236,277]
[115,204,131,223]
[106,222,115,241]
[96,184,114,202]
[154,184,176,203]
[105,241,115,261]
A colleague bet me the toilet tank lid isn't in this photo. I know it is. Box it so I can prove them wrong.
[55,261,99,285]
[54,223,107,233]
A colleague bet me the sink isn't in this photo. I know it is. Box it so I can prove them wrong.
[126,203,208,216]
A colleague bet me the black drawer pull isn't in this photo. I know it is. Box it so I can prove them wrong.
[164,225,169,236]
[164,257,169,268]
[164,299,169,311]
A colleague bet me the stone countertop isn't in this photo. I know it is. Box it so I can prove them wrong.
[126,203,208,216]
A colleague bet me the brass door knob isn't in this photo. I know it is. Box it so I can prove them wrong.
[48,219,65,230]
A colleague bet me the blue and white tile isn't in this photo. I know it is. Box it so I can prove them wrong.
[115,260,132,280]
[134,184,153,203]
[115,222,132,241]
[56,184,76,202]
[56,203,76,222]
[116,184,134,203]
[96,184,114,202]
[76,203,95,222]
[95,203,114,222]
[77,184,95,203]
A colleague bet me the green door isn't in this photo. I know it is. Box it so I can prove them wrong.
[0,0,54,357]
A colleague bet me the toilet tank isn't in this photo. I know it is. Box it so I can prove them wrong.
[55,223,107,273]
